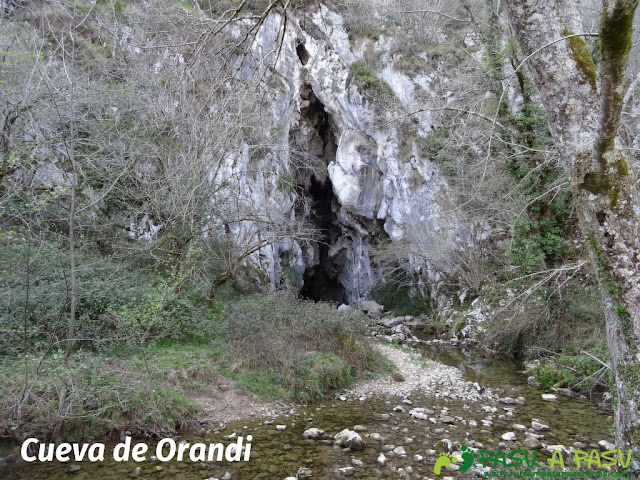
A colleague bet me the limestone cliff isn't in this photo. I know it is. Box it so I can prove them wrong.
[224,4,459,304]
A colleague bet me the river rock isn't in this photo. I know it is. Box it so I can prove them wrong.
[382,444,395,452]
[552,387,574,397]
[353,425,367,432]
[338,466,354,476]
[523,437,542,450]
[512,424,527,432]
[501,432,517,441]
[377,453,387,465]
[598,440,616,451]
[276,424,287,431]
[221,473,232,480]
[409,409,429,420]
[302,428,324,439]
[542,394,558,401]
[441,415,455,424]
[390,323,415,342]
[528,376,540,387]
[68,465,81,473]
[501,397,517,405]
[379,317,404,328]
[334,429,365,450]
[351,458,363,467]
[546,445,571,455]
[532,420,549,432]
[296,468,312,477]
[393,446,407,456]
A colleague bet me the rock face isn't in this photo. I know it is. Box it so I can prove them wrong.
[222,4,459,304]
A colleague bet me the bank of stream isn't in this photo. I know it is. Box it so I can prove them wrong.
[2,340,616,479]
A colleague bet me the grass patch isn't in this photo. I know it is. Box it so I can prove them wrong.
[0,342,217,443]
[217,292,391,402]
[351,61,395,100]
[394,53,429,76]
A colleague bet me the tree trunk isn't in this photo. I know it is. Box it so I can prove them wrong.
[505,0,640,461]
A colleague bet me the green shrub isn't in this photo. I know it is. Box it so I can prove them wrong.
[486,276,605,358]
[509,219,567,275]
[530,346,611,392]
[0,344,207,442]
[351,61,395,100]
[370,282,431,317]
[0,229,217,355]
[394,54,429,75]
[218,292,389,401]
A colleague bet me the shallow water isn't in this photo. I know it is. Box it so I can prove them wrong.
[1,342,616,479]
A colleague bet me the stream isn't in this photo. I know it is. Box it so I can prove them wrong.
[2,341,616,480]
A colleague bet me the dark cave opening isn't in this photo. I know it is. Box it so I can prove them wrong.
[299,84,337,162]
[296,42,310,65]
[300,175,346,304]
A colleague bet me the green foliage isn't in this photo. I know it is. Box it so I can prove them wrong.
[97,0,125,16]
[530,346,611,393]
[416,129,457,177]
[217,292,389,401]
[0,343,211,441]
[370,282,431,317]
[393,54,428,75]
[487,276,605,358]
[351,61,395,100]
[509,219,567,275]
[0,229,217,355]
[514,101,550,150]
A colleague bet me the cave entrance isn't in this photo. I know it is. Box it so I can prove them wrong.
[300,175,346,304]
[296,42,310,65]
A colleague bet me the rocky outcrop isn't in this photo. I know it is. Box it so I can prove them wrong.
[215,4,461,303]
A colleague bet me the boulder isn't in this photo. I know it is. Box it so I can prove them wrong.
[523,437,541,450]
[361,300,383,319]
[334,429,365,450]
[302,428,324,439]
[531,421,549,432]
